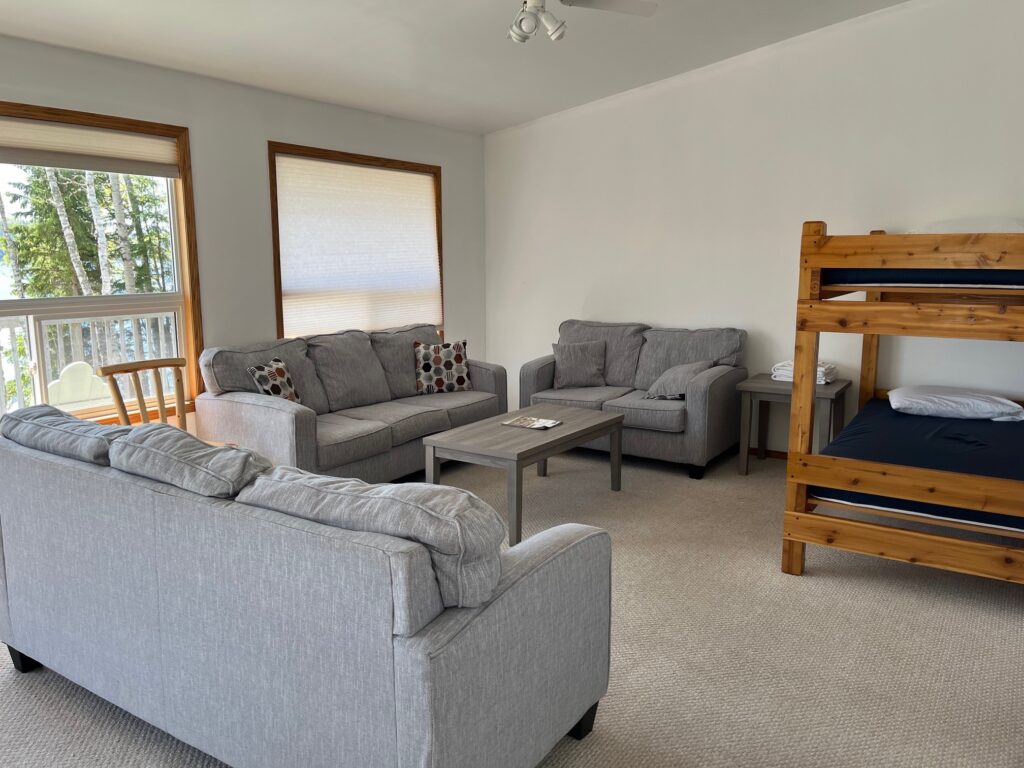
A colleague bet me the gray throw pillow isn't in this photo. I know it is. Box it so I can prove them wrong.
[237,466,507,608]
[109,424,271,498]
[644,361,714,400]
[552,341,606,389]
[0,404,131,465]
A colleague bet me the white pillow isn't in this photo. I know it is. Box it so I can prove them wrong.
[888,386,1024,422]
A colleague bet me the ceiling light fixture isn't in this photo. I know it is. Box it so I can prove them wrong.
[508,1,565,43]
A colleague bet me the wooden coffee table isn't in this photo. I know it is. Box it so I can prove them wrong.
[423,405,624,545]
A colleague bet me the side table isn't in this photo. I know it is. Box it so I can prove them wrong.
[737,373,851,475]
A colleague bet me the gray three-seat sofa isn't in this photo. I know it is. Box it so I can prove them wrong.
[521,320,748,478]
[196,323,507,482]
[0,406,611,768]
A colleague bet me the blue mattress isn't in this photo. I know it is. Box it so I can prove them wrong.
[810,399,1024,531]
[822,268,1024,287]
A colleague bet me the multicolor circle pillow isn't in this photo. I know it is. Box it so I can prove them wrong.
[414,340,473,394]
[246,357,300,402]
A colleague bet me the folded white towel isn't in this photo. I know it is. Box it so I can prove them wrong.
[771,360,838,384]
[772,372,832,385]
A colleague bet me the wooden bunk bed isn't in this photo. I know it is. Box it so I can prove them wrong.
[783,220,1024,583]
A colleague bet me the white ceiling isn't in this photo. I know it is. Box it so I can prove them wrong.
[0,0,910,133]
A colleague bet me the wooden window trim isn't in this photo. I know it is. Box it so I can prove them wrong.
[0,100,206,412]
[267,141,444,339]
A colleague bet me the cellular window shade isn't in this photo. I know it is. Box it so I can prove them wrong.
[276,155,442,337]
[0,117,179,177]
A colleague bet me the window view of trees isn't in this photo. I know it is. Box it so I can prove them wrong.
[0,164,179,414]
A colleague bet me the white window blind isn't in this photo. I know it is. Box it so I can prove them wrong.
[275,155,442,337]
[0,117,179,177]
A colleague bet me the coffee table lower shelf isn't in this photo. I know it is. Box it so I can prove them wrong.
[423,405,624,545]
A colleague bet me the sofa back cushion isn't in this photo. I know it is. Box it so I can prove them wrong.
[370,323,443,399]
[237,465,506,608]
[0,405,131,465]
[109,423,271,498]
[307,330,391,411]
[634,328,747,390]
[200,338,330,415]
[557,319,649,388]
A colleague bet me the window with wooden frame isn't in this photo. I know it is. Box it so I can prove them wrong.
[268,142,443,338]
[0,101,203,423]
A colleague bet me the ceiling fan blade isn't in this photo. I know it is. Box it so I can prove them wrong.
[559,0,658,17]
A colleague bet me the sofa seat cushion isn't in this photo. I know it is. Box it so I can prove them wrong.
[557,319,649,387]
[393,391,500,428]
[109,423,272,497]
[602,390,687,433]
[316,413,392,470]
[307,331,392,411]
[338,402,451,446]
[237,465,506,607]
[0,405,131,465]
[635,328,747,390]
[199,338,330,415]
[531,386,633,411]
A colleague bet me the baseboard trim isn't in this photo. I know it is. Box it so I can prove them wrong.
[747,448,788,460]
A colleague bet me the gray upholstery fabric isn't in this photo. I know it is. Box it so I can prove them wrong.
[109,424,271,498]
[339,401,450,446]
[307,331,392,412]
[394,391,500,428]
[370,324,443,400]
[519,354,556,409]
[0,405,130,465]
[531,386,633,410]
[316,413,391,470]
[0,437,610,768]
[685,365,748,467]
[394,524,611,768]
[602,390,687,432]
[558,319,649,387]
[466,359,508,414]
[320,437,428,484]
[552,340,606,389]
[634,328,747,390]
[238,466,506,608]
[199,338,330,416]
[195,391,318,470]
[0,520,10,643]
[644,360,714,400]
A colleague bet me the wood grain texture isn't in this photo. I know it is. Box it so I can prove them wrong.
[858,291,880,409]
[789,452,1024,518]
[797,299,1024,341]
[801,232,1024,269]
[784,510,1024,583]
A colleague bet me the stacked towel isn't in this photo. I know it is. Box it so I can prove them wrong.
[771,360,838,385]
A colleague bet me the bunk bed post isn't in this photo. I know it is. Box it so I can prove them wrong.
[782,220,825,575]
[858,230,886,409]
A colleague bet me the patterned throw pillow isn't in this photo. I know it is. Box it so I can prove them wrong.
[414,340,473,394]
[247,358,300,402]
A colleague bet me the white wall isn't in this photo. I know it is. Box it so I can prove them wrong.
[485,0,1024,450]
[0,35,486,353]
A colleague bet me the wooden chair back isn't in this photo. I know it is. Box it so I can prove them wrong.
[97,357,188,430]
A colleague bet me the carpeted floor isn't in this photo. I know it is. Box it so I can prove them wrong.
[3,452,1024,768]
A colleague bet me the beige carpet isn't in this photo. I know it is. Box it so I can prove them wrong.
[3,452,1023,768]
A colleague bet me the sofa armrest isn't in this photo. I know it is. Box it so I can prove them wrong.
[393,524,611,768]
[519,354,556,409]
[195,391,318,470]
[468,359,508,413]
[685,365,748,466]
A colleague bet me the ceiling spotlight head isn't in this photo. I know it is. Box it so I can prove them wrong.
[508,8,540,43]
[537,9,566,40]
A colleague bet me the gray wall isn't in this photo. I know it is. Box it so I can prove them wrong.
[0,35,486,354]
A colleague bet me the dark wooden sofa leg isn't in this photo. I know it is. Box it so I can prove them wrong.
[688,465,705,480]
[7,646,42,673]
[567,702,599,740]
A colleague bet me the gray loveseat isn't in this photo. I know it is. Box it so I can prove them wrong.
[521,320,747,478]
[196,323,507,482]
[0,408,611,768]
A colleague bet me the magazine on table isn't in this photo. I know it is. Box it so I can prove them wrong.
[502,415,562,430]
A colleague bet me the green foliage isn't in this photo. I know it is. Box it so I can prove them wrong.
[0,166,175,299]
[3,326,33,411]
